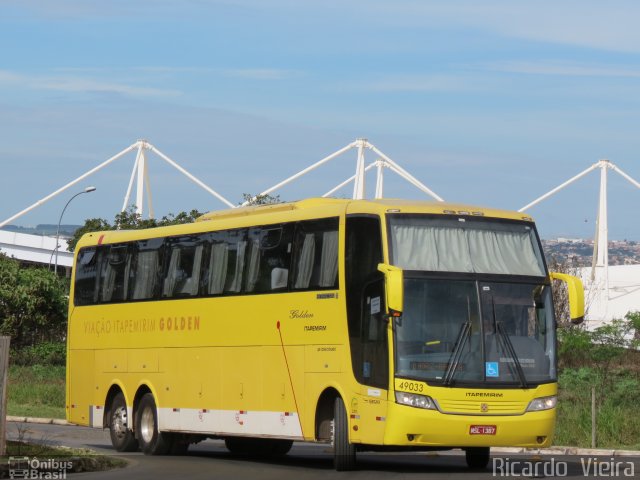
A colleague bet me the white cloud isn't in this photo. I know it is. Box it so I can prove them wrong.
[485,61,640,78]
[352,74,477,93]
[221,68,298,81]
[0,70,182,97]
[53,66,298,81]
[360,1,640,54]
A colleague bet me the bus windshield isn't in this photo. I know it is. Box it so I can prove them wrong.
[388,214,555,386]
[395,278,556,386]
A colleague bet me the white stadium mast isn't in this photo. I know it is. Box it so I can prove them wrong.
[1,137,441,229]
[242,138,444,206]
[519,159,640,299]
[0,140,234,229]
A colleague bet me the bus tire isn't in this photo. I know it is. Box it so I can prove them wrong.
[266,439,293,456]
[333,396,356,471]
[168,434,190,455]
[224,437,251,456]
[136,393,172,455]
[108,392,138,452]
[465,447,490,469]
[224,437,292,457]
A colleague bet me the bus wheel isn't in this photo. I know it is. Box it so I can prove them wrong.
[224,437,251,456]
[224,438,292,457]
[465,447,490,469]
[265,439,293,456]
[168,434,190,455]
[332,397,356,471]
[136,393,172,455]
[108,392,138,452]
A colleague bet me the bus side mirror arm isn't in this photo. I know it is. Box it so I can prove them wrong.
[377,263,403,315]
[549,272,585,325]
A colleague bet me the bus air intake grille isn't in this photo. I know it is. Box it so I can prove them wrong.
[437,399,527,415]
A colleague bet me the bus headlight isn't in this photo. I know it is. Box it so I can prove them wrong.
[395,392,437,410]
[526,395,557,412]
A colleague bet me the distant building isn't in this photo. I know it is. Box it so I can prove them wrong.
[556,237,585,244]
[0,230,72,274]
[580,265,640,327]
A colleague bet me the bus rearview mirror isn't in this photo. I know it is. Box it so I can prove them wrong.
[377,263,403,314]
[549,272,585,324]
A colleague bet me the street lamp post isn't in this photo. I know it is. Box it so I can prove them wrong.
[54,186,96,274]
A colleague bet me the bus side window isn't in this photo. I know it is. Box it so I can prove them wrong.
[225,229,249,294]
[248,224,294,293]
[205,233,229,295]
[244,234,261,293]
[74,247,98,306]
[163,237,205,298]
[291,218,339,290]
[97,244,131,303]
[131,238,164,300]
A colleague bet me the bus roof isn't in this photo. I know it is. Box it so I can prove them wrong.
[197,198,534,223]
[76,198,534,249]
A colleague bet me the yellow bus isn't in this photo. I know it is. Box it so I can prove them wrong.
[66,198,584,470]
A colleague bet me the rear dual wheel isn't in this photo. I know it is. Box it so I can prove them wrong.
[109,392,138,452]
[225,437,293,457]
[136,393,187,455]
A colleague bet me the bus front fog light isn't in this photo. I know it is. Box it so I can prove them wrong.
[526,395,557,412]
[395,392,437,410]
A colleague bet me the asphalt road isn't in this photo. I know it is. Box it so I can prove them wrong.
[6,421,639,479]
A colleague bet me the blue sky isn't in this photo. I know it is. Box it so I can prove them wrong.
[1,1,640,239]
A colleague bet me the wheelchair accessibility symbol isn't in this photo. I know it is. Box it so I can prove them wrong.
[485,362,499,377]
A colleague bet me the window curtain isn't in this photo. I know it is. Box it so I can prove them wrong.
[228,241,247,292]
[469,229,542,275]
[132,250,159,300]
[244,241,261,292]
[100,263,117,301]
[180,245,204,296]
[391,225,544,276]
[163,248,181,296]
[207,243,228,294]
[294,233,315,289]
[123,258,131,299]
[319,230,338,287]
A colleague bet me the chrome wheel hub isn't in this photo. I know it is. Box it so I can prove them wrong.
[140,406,155,444]
[112,407,129,439]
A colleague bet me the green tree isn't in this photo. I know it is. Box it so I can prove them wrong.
[68,196,284,251]
[627,311,640,341]
[68,217,111,251]
[546,256,579,328]
[0,253,67,348]
[67,207,204,251]
[240,193,282,206]
[558,312,640,376]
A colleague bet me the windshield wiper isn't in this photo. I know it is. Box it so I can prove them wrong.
[491,299,528,388]
[442,321,471,386]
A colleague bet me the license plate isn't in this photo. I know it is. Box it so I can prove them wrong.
[469,425,497,435]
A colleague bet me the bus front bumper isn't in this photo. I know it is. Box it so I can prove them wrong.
[383,402,556,448]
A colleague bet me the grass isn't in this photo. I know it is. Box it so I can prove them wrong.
[555,367,640,450]
[7,365,66,419]
[0,441,127,474]
[6,364,640,450]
